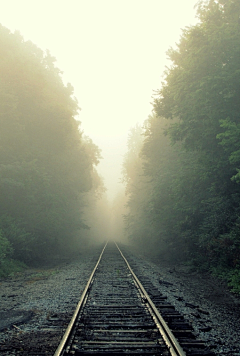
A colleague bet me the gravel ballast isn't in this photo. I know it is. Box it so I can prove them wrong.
[125,247,240,356]
[0,242,240,355]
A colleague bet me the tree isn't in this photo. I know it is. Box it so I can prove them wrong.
[151,0,240,283]
[123,1,240,292]
[0,25,103,264]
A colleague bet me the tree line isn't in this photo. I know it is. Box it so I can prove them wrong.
[0,25,103,275]
[123,0,240,293]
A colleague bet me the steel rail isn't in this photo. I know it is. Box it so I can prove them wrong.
[53,241,108,356]
[54,241,186,356]
[116,242,186,356]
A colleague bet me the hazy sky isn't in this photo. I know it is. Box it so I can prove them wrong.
[1,0,198,200]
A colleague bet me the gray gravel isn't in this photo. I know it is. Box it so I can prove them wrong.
[0,243,240,355]
[126,248,240,356]
[0,247,101,345]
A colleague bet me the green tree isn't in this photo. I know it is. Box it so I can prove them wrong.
[0,25,103,265]
[151,0,240,280]
[123,1,240,292]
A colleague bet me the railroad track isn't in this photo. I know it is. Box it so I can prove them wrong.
[54,241,215,356]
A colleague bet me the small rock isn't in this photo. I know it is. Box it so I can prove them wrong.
[159,279,173,286]
[185,302,199,309]
[191,312,201,318]
[176,296,184,301]
[197,308,210,315]
[200,326,212,332]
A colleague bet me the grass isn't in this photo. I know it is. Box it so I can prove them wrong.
[0,258,26,278]
[25,269,58,284]
[0,257,59,282]
[211,265,240,295]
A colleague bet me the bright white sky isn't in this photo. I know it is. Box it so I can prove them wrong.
[0,0,198,201]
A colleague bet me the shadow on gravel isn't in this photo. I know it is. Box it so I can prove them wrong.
[0,310,34,331]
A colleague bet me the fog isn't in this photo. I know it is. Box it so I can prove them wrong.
[1,0,198,200]
[0,0,198,244]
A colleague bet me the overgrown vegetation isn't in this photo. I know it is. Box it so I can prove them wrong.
[123,0,240,294]
[0,25,103,275]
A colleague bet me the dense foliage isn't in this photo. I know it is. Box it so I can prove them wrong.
[123,0,240,293]
[0,25,102,273]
